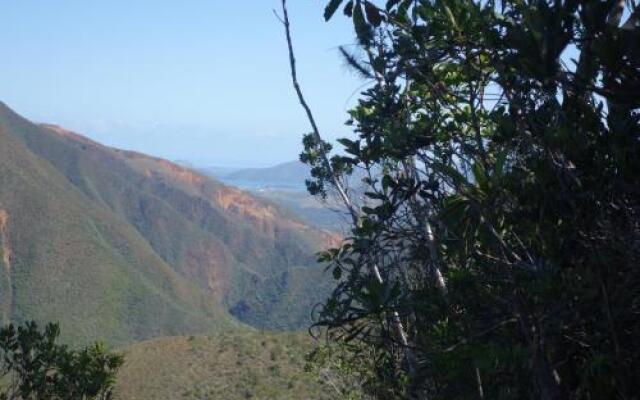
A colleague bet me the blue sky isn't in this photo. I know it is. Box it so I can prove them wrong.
[0,1,362,167]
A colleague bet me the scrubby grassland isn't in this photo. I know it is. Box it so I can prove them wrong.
[115,330,333,400]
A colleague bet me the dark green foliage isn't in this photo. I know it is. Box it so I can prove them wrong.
[0,322,123,399]
[306,0,640,398]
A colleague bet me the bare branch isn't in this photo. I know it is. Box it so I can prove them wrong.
[279,0,357,222]
[279,0,418,382]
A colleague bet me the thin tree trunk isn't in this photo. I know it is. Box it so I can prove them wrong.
[279,0,418,381]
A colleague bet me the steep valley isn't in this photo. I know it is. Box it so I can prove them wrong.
[0,101,337,345]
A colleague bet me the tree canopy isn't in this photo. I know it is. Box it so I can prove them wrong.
[0,322,123,400]
[284,0,640,398]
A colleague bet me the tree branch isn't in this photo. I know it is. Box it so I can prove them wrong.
[278,0,418,382]
[279,0,356,222]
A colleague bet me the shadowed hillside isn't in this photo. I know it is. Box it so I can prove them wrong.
[0,102,338,343]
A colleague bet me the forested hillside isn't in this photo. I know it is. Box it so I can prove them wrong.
[114,331,332,400]
[0,102,337,344]
[0,0,637,398]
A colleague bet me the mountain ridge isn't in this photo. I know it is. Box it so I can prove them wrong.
[0,101,337,344]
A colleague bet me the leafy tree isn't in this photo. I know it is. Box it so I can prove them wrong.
[0,322,123,400]
[280,0,639,398]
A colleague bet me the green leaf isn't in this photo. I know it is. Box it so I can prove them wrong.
[364,1,383,27]
[343,0,354,17]
[333,266,342,280]
[362,206,376,215]
[381,174,394,190]
[433,162,469,187]
[494,151,508,178]
[385,0,402,11]
[324,0,344,21]
[472,162,488,189]
[353,1,373,44]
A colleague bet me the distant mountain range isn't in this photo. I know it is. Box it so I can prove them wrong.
[202,160,310,190]
[202,159,377,233]
[202,161,353,232]
[0,102,338,345]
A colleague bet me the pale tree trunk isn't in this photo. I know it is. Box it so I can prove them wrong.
[278,0,418,382]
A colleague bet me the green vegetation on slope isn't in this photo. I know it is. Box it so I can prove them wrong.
[226,265,334,330]
[0,104,235,346]
[115,330,334,400]
[0,101,338,343]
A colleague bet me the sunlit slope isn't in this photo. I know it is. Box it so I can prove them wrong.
[0,104,234,346]
[0,101,337,338]
[115,331,333,400]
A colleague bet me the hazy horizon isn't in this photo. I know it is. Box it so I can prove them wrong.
[0,1,362,168]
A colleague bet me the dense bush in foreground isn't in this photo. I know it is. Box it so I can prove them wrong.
[283,0,640,398]
[0,322,122,400]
